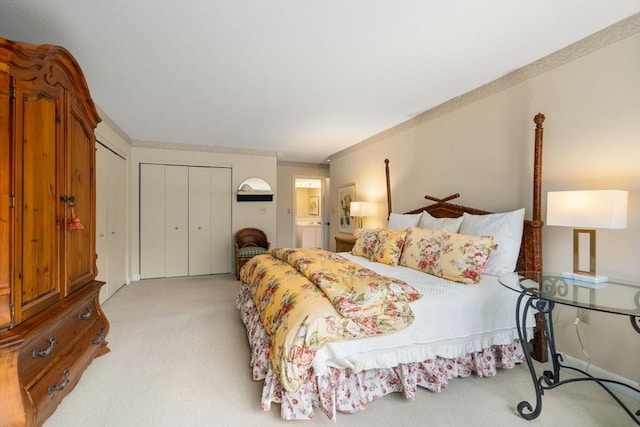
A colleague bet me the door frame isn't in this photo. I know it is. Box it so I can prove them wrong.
[292,176,327,249]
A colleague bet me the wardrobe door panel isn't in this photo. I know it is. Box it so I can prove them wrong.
[140,164,166,279]
[66,105,97,294]
[0,71,10,328]
[164,165,188,277]
[210,167,232,274]
[15,85,63,322]
[188,167,212,275]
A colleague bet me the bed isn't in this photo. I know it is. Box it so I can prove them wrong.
[236,114,547,420]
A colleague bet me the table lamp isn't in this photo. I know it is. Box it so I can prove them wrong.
[350,201,374,229]
[546,190,628,283]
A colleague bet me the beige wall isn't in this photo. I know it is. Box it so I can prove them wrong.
[276,162,330,247]
[329,23,639,383]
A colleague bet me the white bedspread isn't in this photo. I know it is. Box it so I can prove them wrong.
[312,253,535,377]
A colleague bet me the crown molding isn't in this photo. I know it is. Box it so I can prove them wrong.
[329,13,640,162]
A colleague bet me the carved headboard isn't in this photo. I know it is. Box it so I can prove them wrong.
[384,114,547,362]
[385,113,545,273]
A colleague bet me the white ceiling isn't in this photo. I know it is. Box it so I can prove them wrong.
[1,1,638,164]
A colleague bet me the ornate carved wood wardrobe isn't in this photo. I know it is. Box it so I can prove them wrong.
[0,37,110,426]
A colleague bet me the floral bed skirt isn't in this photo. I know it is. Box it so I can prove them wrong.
[236,282,526,421]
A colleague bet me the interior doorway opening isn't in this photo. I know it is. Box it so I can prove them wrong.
[294,177,325,249]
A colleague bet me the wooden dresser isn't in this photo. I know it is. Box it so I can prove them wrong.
[0,37,110,426]
[335,235,356,253]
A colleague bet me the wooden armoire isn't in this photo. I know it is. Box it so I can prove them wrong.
[0,37,110,426]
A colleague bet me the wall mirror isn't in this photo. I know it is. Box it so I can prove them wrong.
[237,177,273,201]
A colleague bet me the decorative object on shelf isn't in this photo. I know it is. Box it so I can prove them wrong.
[546,189,628,283]
[338,184,355,233]
[237,177,273,201]
[309,196,319,216]
[350,201,374,229]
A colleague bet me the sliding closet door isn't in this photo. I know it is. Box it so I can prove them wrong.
[188,167,212,275]
[95,144,109,298]
[140,164,231,278]
[164,166,189,277]
[107,152,127,292]
[189,167,232,275]
[140,164,166,278]
[96,143,127,300]
[210,167,232,273]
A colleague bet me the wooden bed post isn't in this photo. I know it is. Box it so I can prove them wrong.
[385,159,392,219]
[531,113,548,363]
[384,113,549,363]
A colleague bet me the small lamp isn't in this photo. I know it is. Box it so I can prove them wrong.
[546,190,628,283]
[350,201,373,229]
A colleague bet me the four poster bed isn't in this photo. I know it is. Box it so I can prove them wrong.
[236,114,546,420]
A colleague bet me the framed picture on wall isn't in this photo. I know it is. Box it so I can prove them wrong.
[309,196,319,216]
[338,184,355,233]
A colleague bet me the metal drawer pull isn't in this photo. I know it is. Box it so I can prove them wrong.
[32,336,57,358]
[47,369,70,394]
[91,328,105,345]
[78,306,94,320]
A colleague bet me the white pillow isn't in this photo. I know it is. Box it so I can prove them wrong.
[387,212,422,230]
[419,211,463,233]
[459,208,525,276]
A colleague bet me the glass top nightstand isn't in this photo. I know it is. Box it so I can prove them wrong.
[499,272,640,322]
[499,272,640,424]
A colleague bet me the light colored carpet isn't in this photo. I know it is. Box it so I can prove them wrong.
[43,275,637,427]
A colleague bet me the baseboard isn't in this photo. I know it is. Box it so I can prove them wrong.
[132,274,141,282]
[560,353,640,402]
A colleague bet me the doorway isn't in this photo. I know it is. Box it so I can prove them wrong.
[294,177,326,249]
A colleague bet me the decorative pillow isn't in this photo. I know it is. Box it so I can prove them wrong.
[387,212,423,230]
[399,227,497,284]
[351,228,380,259]
[459,208,525,276]
[419,211,463,233]
[370,229,407,266]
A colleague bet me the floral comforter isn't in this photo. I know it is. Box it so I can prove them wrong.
[239,248,421,392]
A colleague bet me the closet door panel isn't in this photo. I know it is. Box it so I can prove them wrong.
[95,144,109,301]
[164,165,189,277]
[188,167,212,275]
[107,152,126,293]
[210,167,232,274]
[140,164,166,279]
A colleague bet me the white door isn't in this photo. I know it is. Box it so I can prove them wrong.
[95,144,109,301]
[96,143,128,302]
[189,167,212,275]
[164,165,189,277]
[140,164,166,278]
[141,164,232,278]
[107,152,127,293]
[210,167,232,274]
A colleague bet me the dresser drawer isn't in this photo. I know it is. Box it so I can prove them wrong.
[19,293,100,387]
[27,318,106,426]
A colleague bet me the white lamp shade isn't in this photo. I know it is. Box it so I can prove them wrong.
[350,201,374,217]
[546,190,628,229]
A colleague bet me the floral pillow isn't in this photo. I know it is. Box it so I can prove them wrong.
[351,228,380,259]
[370,229,407,266]
[399,227,497,284]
